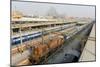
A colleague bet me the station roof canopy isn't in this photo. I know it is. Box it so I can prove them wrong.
[12,17,58,22]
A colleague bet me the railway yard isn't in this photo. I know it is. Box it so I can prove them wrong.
[11,11,95,66]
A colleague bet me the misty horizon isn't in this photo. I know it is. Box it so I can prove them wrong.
[12,1,95,19]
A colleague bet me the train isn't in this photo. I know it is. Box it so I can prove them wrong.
[11,32,65,66]
[12,24,76,45]
[11,22,94,66]
[27,33,65,64]
[28,23,94,64]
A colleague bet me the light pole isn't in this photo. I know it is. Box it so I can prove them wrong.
[19,21,23,54]
[41,26,44,45]
[19,21,23,46]
[49,24,51,40]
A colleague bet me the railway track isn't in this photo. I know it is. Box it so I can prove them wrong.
[11,22,93,66]
[11,25,77,55]
[11,25,77,66]
[41,22,93,64]
[11,24,76,45]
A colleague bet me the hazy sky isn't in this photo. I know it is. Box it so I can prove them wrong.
[12,1,95,18]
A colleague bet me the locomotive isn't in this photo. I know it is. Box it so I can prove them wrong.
[29,34,64,64]
[12,32,65,65]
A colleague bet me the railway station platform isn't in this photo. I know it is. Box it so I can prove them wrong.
[79,23,96,62]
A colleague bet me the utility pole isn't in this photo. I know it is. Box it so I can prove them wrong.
[19,21,23,54]
[41,26,44,45]
[19,22,23,46]
[49,24,51,41]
